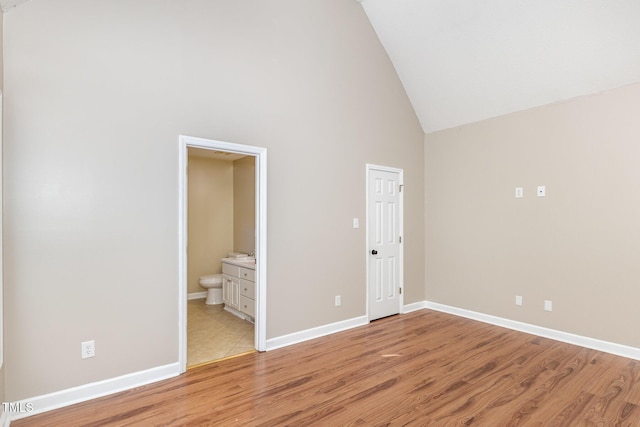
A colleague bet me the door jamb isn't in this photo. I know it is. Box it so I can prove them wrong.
[365,164,404,321]
[178,135,267,373]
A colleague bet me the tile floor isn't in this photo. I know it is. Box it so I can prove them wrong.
[187,299,255,367]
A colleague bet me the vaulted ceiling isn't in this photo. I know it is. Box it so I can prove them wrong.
[3,1,640,133]
[359,0,640,132]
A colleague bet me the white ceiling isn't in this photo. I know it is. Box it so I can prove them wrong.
[359,0,640,133]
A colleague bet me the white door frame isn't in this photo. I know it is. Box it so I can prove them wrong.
[0,92,3,369]
[365,164,404,320]
[178,135,267,373]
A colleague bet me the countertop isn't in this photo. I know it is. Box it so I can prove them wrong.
[221,257,256,269]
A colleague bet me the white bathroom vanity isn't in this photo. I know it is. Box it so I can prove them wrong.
[221,257,256,322]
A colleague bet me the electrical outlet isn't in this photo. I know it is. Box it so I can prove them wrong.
[544,300,553,312]
[537,186,546,197]
[335,295,341,307]
[515,295,523,306]
[515,187,523,198]
[81,340,95,359]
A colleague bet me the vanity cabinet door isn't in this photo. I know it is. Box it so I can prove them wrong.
[222,276,230,305]
[222,275,239,309]
[230,278,240,309]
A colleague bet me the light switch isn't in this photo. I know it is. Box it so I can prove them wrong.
[515,187,523,198]
[537,186,546,197]
[353,218,359,229]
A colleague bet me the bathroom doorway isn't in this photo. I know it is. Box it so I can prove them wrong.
[178,135,267,373]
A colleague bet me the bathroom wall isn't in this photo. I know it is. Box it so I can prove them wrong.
[233,156,255,255]
[3,0,424,401]
[187,154,234,295]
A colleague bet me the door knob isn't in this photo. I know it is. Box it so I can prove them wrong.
[371,250,378,255]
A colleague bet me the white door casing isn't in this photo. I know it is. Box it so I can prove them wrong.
[178,135,267,373]
[366,164,403,321]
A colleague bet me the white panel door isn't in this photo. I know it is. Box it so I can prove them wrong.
[367,166,402,320]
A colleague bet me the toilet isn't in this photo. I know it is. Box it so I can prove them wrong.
[198,274,223,305]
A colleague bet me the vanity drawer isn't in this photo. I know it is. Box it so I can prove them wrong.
[240,279,255,299]
[239,267,255,282]
[239,295,255,318]
[222,263,240,277]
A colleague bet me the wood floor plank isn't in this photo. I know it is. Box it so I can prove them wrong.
[12,309,640,426]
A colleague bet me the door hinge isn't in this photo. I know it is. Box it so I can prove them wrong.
[399,236,402,243]
[399,185,403,192]
[399,287,402,294]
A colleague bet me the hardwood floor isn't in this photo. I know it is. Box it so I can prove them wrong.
[14,309,640,426]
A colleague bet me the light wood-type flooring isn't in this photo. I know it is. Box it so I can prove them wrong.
[14,309,640,426]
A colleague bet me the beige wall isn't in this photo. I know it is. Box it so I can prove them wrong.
[0,9,3,88]
[187,154,234,295]
[3,0,424,400]
[233,156,255,255]
[426,82,640,348]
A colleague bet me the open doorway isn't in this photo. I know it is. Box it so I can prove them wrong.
[186,149,254,367]
[178,135,267,373]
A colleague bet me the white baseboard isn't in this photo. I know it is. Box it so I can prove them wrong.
[403,300,427,313]
[425,301,640,361]
[8,362,180,422]
[265,304,433,351]
[16,302,635,423]
[6,315,366,421]
[266,315,369,351]
[187,292,206,300]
